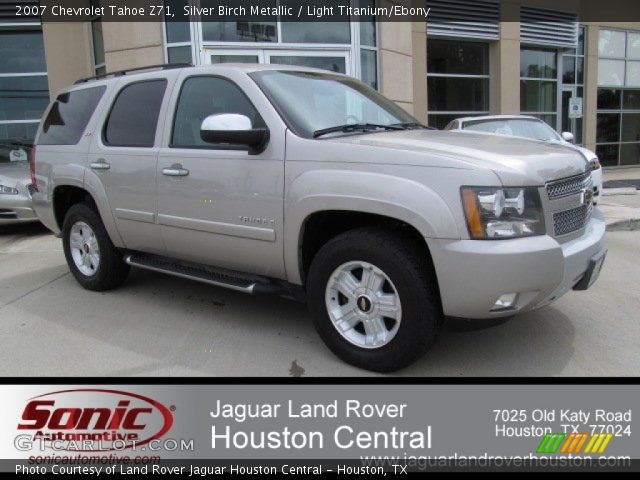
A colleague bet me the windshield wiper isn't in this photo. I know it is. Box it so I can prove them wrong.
[313,123,405,138]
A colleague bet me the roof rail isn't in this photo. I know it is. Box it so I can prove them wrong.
[74,63,192,84]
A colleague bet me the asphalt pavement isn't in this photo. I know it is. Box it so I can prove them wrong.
[0,222,638,377]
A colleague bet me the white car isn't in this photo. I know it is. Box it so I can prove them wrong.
[445,115,602,204]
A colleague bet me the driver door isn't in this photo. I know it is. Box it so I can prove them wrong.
[156,73,286,279]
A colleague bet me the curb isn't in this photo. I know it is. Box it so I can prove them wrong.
[606,218,640,232]
[602,187,638,196]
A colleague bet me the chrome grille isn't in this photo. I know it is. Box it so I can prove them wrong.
[553,204,592,236]
[546,172,591,200]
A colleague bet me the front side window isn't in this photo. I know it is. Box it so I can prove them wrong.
[172,76,265,148]
[104,80,167,147]
[251,70,416,138]
[39,86,106,145]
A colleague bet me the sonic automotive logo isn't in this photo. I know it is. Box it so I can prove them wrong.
[17,389,173,451]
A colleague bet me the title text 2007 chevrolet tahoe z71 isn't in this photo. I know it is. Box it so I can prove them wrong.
[31,64,606,372]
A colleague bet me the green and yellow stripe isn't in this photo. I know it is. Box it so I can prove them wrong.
[537,433,613,454]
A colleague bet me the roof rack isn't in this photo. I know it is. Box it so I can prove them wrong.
[74,63,192,84]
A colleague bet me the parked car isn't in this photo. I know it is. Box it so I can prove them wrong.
[31,65,606,372]
[0,140,39,225]
[445,115,602,204]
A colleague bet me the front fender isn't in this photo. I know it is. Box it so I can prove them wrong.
[284,169,459,284]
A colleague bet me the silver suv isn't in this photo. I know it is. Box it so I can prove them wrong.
[31,64,606,372]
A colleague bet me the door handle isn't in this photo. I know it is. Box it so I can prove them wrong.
[90,160,110,170]
[162,164,189,177]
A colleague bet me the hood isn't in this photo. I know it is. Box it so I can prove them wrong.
[328,129,589,185]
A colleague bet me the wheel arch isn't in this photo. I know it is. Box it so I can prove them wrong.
[284,170,458,286]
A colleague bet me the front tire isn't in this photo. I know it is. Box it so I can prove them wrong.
[62,203,129,291]
[307,228,442,372]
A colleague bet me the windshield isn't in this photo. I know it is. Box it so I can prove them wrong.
[462,118,562,142]
[250,70,417,138]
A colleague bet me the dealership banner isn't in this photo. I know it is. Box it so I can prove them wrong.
[0,384,637,473]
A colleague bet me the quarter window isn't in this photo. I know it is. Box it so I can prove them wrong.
[172,76,265,148]
[103,80,167,147]
[39,86,106,145]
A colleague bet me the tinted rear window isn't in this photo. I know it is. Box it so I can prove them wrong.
[38,86,106,145]
[103,80,167,147]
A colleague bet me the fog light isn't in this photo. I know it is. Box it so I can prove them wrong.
[491,293,519,312]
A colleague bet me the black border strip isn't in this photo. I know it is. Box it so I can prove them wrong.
[1,377,638,385]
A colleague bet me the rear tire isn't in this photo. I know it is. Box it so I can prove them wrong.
[62,203,129,291]
[307,228,442,372]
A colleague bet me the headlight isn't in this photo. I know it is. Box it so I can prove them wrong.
[0,184,19,195]
[588,158,601,171]
[461,187,545,239]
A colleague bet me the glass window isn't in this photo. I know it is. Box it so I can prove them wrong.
[281,22,350,44]
[621,113,640,142]
[599,29,626,58]
[168,46,192,64]
[0,31,47,74]
[202,20,277,43]
[626,61,640,87]
[576,58,584,84]
[269,55,346,74]
[628,32,640,60]
[595,144,619,167]
[104,80,167,147]
[596,113,620,143]
[620,143,640,165]
[428,77,489,112]
[200,0,277,43]
[250,70,416,138]
[520,48,557,79]
[623,90,640,109]
[0,76,50,121]
[172,76,265,148]
[428,40,489,75]
[211,54,259,64]
[427,40,490,125]
[562,56,576,84]
[598,89,621,109]
[598,59,626,86]
[359,0,376,47]
[164,0,191,43]
[39,86,106,145]
[520,80,557,113]
[361,49,377,90]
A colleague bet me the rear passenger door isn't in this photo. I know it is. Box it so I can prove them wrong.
[88,77,170,254]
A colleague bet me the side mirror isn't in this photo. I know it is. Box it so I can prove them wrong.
[561,131,575,143]
[200,114,269,154]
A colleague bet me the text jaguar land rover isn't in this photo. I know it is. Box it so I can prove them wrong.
[31,64,606,372]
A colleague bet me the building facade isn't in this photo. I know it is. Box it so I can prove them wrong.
[1,0,639,167]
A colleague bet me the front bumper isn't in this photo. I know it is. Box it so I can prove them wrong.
[0,194,38,225]
[427,209,606,319]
